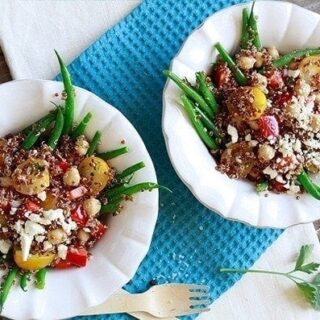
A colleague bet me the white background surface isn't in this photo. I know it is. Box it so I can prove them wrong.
[0,1,320,319]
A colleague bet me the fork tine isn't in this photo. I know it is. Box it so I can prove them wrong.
[187,284,209,292]
[190,300,211,307]
[189,291,209,299]
[177,307,211,316]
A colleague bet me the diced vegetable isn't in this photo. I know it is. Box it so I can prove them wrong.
[14,251,55,271]
[259,115,279,138]
[66,248,88,267]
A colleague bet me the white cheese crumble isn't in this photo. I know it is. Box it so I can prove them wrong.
[288,69,300,78]
[0,240,12,254]
[227,125,238,144]
[263,166,278,179]
[37,191,47,201]
[57,244,68,260]
[43,241,53,251]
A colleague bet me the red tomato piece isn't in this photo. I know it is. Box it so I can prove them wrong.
[92,221,107,240]
[25,200,40,212]
[268,70,284,90]
[270,181,286,193]
[58,161,70,173]
[69,186,87,200]
[274,92,293,107]
[71,205,88,227]
[213,65,228,88]
[66,248,88,267]
[53,259,73,269]
[259,116,279,138]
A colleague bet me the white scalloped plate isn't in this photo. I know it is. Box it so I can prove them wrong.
[163,1,320,228]
[0,80,158,320]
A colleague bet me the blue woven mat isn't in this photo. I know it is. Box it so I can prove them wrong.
[64,0,284,319]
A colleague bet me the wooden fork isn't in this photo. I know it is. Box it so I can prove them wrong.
[84,284,210,318]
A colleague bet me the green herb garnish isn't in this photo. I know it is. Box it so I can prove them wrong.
[220,244,320,310]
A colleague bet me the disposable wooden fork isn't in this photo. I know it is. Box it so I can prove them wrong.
[83,284,210,319]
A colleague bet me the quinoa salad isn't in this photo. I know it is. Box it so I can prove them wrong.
[164,2,320,199]
[0,52,162,308]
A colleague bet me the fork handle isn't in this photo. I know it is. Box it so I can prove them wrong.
[92,293,150,314]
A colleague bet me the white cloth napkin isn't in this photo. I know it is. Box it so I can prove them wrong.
[0,1,319,319]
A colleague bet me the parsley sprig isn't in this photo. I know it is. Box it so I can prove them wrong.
[220,244,320,309]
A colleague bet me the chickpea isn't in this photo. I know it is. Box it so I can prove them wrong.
[310,114,320,131]
[63,167,81,187]
[47,228,67,245]
[294,79,311,98]
[237,56,256,70]
[267,46,279,60]
[258,144,275,162]
[83,197,101,217]
[75,136,89,156]
[255,52,264,68]
[77,229,91,242]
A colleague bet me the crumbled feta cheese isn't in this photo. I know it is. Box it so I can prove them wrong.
[57,244,68,260]
[288,69,300,78]
[35,235,45,243]
[43,209,64,222]
[37,191,47,201]
[9,207,17,215]
[14,220,24,233]
[24,221,45,236]
[2,227,8,233]
[0,240,12,254]
[227,125,238,144]
[245,134,252,142]
[43,241,53,251]
[263,166,278,179]
[20,232,33,261]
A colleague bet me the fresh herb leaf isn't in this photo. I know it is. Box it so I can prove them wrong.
[256,181,268,193]
[220,244,320,311]
[297,262,320,274]
[296,282,320,310]
[295,244,314,270]
[313,273,320,285]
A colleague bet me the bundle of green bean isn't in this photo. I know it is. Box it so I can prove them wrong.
[164,0,320,201]
[0,50,168,309]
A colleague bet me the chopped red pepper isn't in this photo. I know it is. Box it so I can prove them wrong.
[92,221,107,240]
[70,205,88,227]
[259,115,279,138]
[53,259,73,269]
[66,248,88,267]
[58,161,70,173]
[270,181,286,193]
[25,200,40,212]
[267,70,284,90]
[69,186,87,200]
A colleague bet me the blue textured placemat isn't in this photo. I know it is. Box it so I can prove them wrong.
[63,0,284,319]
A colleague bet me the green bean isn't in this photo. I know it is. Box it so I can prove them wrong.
[35,268,47,289]
[22,112,56,150]
[163,70,214,118]
[297,170,320,200]
[47,108,64,149]
[0,267,18,309]
[273,48,320,68]
[97,146,129,160]
[20,271,31,292]
[240,8,250,49]
[100,202,122,214]
[248,1,262,50]
[194,106,220,139]
[117,161,146,180]
[105,184,129,198]
[108,182,171,203]
[87,130,102,156]
[181,95,218,150]
[195,72,218,115]
[55,50,74,134]
[22,110,58,135]
[214,43,248,85]
[256,181,268,193]
[71,112,93,139]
